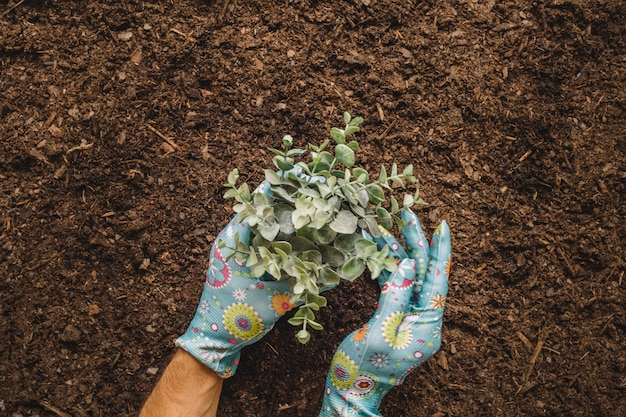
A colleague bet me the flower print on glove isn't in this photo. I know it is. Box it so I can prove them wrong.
[319,213,452,416]
[176,217,299,378]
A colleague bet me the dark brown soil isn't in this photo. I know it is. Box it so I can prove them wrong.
[1,1,624,416]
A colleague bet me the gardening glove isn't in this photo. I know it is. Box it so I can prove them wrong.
[175,216,301,377]
[318,212,451,417]
[176,169,323,378]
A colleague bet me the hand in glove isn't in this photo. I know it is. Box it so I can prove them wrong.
[176,169,326,378]
[319,211,452,416]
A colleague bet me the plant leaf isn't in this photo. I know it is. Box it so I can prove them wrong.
[341,258,365,281]
[223,188,239,199]
[403,193,415,208]
[296,329,311,344]
[259,222,280,241]
[330,127,345,144]
[376,207,393,230]
[366,183,385,204]
[355,238,378,258]
[264,169,283,185]
[345,125,359,136]
[333,233,361,252]
[319,244,346,267]
[329,210,358,234]
[307,319,323,331]
[274,157,295,172]
[320,267,341,287]
[227,169,239,185]
[335,144,355,167]
[390,195,400,214]
[353,167,368,183]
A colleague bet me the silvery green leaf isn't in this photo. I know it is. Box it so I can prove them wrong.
[309,294,328,307]
[355,238,378,258]
[282,134,294,147]
[274,157,294,172]
[335,144,355,167]
[248,247,258,266]
[353,167,368,183]
[330,127,345,144]
[237,183,250,200]
[320,267,341,287]
[367,259,383,279]
[403,193,415,208]
[391,176,405,187]
[307,319,323,331]
[286,148,306,157]
[275,204,295,234]
[376,207,393,230]
[290,236,319,253]
[341,258,365,281]
[301,302,320,311]
[288,317,304,325]
[309,211,331,230]
[350,116,364,126]
[268,147,285,156]
[349,202,366,218]
[293,282,305,295]
[271,185,296,203]
[378,165,388,186]
[345,125,359,136]
[403,164,414,176]
[296,329,311,344]
[315,226,337,245]
[292,212,310,229]
[329,210,358,234]
[227,168,239,185]
[363,216,381,237]
[333,233,361,252]
[315,182,332,198]
[366,183,384,204]
[347,140,360,150]
[356,187,369,207]
[383,256,399,272]
[264,169,283,185]
[299,187,321,198]
[253,191,269,206]
[223,188,239,199]
[233,202,247,214]
[391,162,398,177]
[390,195,400,214]
[271,241,292,255]
[319,245,345,267]
[343,111,351,125]
[250,262,267,278]
[301,250,322,265]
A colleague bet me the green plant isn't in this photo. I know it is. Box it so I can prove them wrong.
[220,113,425,343]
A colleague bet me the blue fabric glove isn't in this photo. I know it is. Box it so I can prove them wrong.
[318,210,452,416]
[175,217,299,377]
[176,168,327,378]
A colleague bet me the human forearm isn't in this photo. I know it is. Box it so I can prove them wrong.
[139,349,223,417]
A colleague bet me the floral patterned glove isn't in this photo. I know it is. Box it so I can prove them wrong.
[175,217,299,378]
[176,168,328,378]
[318,211,452,416]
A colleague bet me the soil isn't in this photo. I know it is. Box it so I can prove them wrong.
[1,0,625,416]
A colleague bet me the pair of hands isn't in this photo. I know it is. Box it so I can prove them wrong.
[176,209,451,416]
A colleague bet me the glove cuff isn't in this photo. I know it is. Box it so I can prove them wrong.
[318,389,383,417]
[175,330,240,378]
[317,368,387,417]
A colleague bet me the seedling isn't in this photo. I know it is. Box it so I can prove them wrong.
[220,113,425,343]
